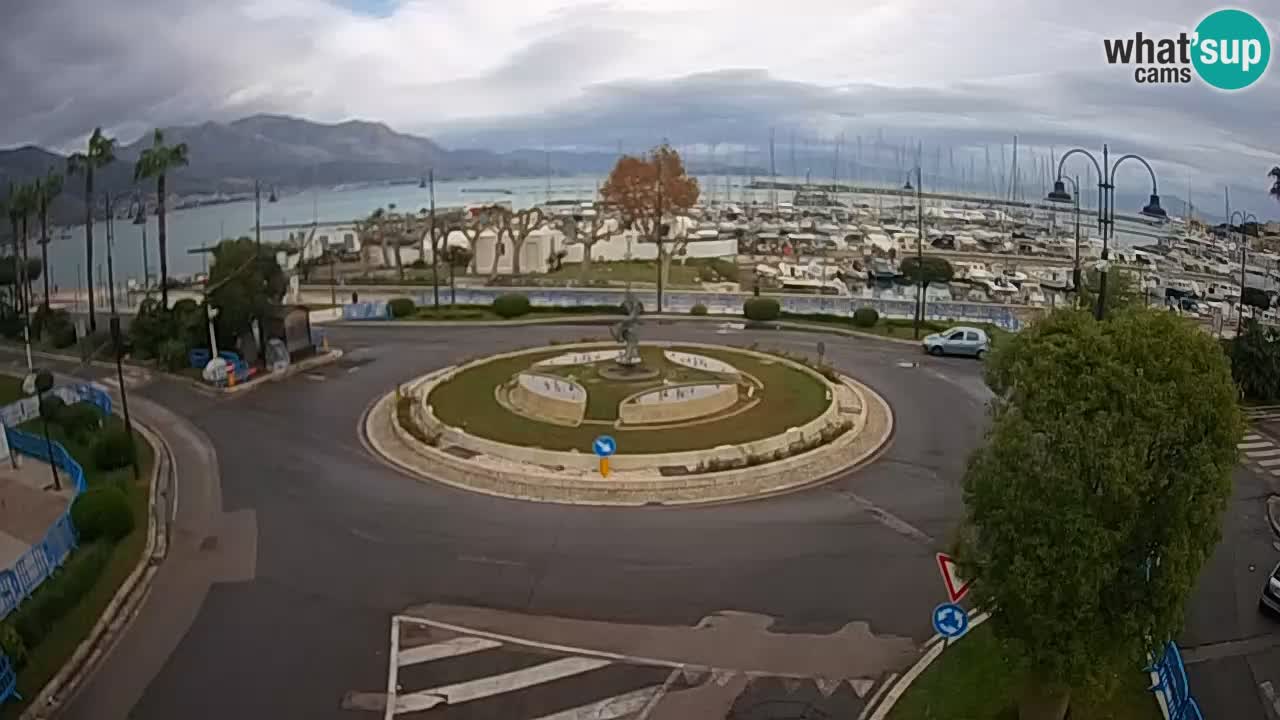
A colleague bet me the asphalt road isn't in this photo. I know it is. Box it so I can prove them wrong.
[45,322,986,719]
[12,320,1270,718]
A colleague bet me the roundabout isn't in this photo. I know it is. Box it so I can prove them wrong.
[367,339,894,505]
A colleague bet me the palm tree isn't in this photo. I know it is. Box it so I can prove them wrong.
[134,129,188,310]
[67,128,116,333]
[1269,166,1280,203]
[11,183,38,327]
[2,187,14,318]
[36,169,63,312]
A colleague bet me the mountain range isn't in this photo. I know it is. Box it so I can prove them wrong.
[0,114,645,224]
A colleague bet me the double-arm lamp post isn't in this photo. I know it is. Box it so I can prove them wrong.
[1047,144,1166,320]
[1229,209,1259,334]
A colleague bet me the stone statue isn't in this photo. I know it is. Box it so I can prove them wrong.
[611,296,643,367]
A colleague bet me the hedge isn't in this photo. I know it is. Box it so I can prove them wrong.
[93,426,135,471]
[743,297,781,321]
[70,487,134,543]
[852,307,879,327]
[691,304,709,316]
[388,297,416,318]
[492,294,532,318]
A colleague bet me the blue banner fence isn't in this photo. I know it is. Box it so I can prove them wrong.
[340,287,1031,331]
[0,383,105,704]
[1147,641,1203,720]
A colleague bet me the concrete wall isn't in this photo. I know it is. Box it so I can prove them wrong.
[505,373,587,426]
[617,383,739,426]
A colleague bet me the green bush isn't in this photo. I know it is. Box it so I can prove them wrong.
[70,486,134,543]
[852,307,879,327]
[742,297,781,322]
[58,402,103,444]
[156,338,188,371]
[40,395,67,423]
[92,426,135,472]
[690,304,709,316]
[492,293,532,318]
[388,297,416,318]
[9,542,112,656]
[0,622,25,668]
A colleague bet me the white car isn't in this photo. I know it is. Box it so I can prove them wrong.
[922,326,991,359]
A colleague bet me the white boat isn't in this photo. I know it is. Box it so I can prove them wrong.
[1020,281,1047,305]
[967,265,995,283]
[1204,281,1240,302]
[1031,267,1073,291]
[983,276,1019,295]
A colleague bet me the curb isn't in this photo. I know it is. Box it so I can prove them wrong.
[166,348,345,397]
[19,415,172,719]
[857,610,992,720]
[331,314,927,346]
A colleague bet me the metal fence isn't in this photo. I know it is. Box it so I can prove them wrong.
[1147,641,1203,720]
[0,427,87,621]
[0,383,112,429]
[347,287,1032,330]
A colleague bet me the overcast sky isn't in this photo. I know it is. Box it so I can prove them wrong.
[2,0,1277,214]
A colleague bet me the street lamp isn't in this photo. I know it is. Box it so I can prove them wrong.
[907,167,925,339]
[1046,174,1083,299]
[1230,209,1259,334]
[1048,144,1166,320]
[104,191,141,480]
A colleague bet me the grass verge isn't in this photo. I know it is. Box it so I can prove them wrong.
[887,622,1160,720]
[0,412,155,719]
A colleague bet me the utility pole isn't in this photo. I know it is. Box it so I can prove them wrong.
[429,169,439,309]
[104,191,139,480]
[253,179,265,361]
[914,167,925,340]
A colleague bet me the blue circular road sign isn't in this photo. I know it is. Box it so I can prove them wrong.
[932,602,969,639]
[592,435,617,458]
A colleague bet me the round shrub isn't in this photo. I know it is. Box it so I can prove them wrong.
[852,307,879,328]
[59,402,103,443]
[92,426,135,472]
[493,293,532,319]
[70,486,134,542]
[742,297,781,322]
[157,338,188,371]
[690,304,709,316]
[40,395,67,423]
[388,297,416,318]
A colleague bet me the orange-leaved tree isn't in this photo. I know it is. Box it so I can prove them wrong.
[600,144,699,310]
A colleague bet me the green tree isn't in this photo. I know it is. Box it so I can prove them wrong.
[1269,166,1279,203]
[1077,267,1141,315]
[67,128,116,332]
[206,237,285,350]
[955,307,1239,720]
[1240,286,1270,313]
[10,183,38,321]
[1227,319,1280,402]
[900,256,954,324]
[443,245,472,306]
[35,169,62,313]
[134,129,189,310]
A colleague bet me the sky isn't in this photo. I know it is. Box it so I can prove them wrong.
[2,0,1278,215]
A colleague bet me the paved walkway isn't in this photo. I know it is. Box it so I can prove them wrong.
[0,454,74,568]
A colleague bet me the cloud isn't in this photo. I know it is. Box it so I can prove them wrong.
[1,0,1277,213]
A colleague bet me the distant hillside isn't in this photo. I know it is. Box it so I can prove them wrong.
[0,114,555,224]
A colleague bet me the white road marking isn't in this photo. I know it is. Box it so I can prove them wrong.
[394,657,613,714]
[1247,448,1280,458]
[384,618,401,720]
[1238,441,1272,450]
[397,636,502,668]
[533,686,661,720]
[1258,458,1280,467]
[1244,434,1263,441]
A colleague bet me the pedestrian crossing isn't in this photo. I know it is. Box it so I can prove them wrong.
[1245,405,1280,423]
[1238,433,1280,478]
[370,615,877,720]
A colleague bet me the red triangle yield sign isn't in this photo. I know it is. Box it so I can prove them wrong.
[936,553,971,603]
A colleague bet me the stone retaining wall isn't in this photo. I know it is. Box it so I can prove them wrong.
[617,383,739,426]
[505,372,587,426]
[418,342,842,472]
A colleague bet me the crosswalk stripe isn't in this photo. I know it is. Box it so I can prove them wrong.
[1244,434,1263,441]
[1238,442,1272,450]
[394,657,614,714]
[1258,458,1280,467]
[1246,448,1280,458]
[530,686,660,720]
[397,637,502,667]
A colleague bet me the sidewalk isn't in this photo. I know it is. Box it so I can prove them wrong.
[0,457,73,568]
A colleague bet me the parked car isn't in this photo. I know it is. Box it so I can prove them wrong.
[922,326,990,359]
[1261,560,1280,618]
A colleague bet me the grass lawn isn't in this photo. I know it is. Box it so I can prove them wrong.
[428,344,829,453]
[1,412,155,718]
[0,375,24,406]
[888,623,1160,720]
